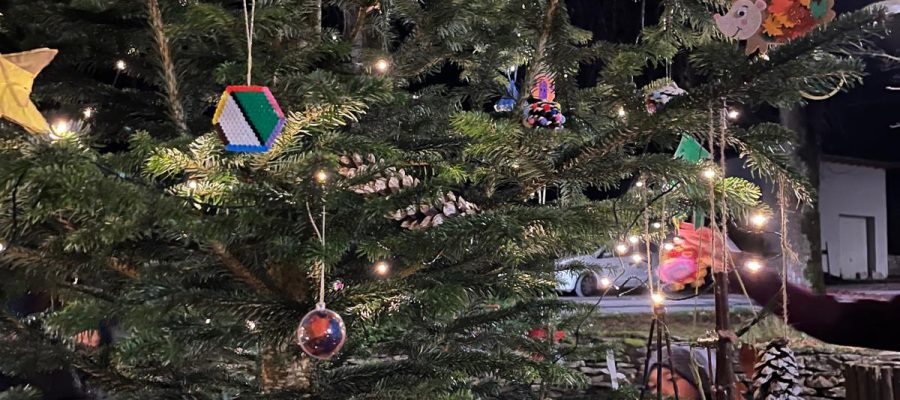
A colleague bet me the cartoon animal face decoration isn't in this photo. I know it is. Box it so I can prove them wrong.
[714,0,768,40]
[713,0,836,55]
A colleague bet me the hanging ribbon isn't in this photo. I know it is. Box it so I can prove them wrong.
[242,0,256,85]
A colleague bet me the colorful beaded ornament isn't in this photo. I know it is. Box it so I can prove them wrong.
[212,86,286,152]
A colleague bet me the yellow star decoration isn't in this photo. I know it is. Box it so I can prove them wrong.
[0,48,58,134]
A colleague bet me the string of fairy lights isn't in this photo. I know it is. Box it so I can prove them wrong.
[46,54,392,142]
[599,139,772,308]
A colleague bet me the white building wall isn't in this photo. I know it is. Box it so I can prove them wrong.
[818,161,888,279]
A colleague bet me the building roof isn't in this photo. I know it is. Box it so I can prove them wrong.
[821,154,900,170]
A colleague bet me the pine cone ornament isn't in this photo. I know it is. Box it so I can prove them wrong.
[338,153,420,195]
[340,154,479,230]
[390,192,480,230]
[752,339,803,400]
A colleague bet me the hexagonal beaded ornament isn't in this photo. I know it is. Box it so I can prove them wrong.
[212,86,286,152]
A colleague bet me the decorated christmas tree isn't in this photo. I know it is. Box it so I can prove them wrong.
[0,0,889,398]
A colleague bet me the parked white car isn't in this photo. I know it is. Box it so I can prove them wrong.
[555,248,658,297]
[557,237,744,297]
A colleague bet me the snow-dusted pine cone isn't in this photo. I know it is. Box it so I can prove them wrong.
[752,339,803,400]
[338,153,420,195]
[390,192,480,230]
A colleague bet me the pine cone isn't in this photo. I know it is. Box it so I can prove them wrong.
[752,339,803,400]
[340,154,479,230]
[339,153,419,195]
[390,192,480,230]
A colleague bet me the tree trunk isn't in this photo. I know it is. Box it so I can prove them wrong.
[844,360,900,400]
[779,106,825,292]
[260,344,312,392]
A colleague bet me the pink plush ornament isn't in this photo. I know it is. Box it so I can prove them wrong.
[659,256,700,285]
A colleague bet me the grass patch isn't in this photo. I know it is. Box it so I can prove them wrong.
[582,309,816,347]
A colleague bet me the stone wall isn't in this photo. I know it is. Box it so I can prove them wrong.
[544,340,895,399]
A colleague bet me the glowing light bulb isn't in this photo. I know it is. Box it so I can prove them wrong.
[652,222,662,229]
[204,318,212,324]
[651,292,665,305]
[635,180,645,188]
[374,58,390,72]
[760,53,770,61]
[52,120,70,134]
[374,261,390,276]
[246,320,257,331]
[600,277,612,288]
[628,235,640,244]
[727,109,740,120]
[617,106,626,118]
[82,107,95,119]
[751,213,769,227]
[0,241,6,253]
[745,260,763,272]
[186,180,199,190]
[631,254,643,263]
[615,243,629,254]
[702,168,717,180]
[115,59,127,71]
[663,242,674,251]
[315,170,328,184]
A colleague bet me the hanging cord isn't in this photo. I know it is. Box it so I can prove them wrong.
[516,0,560,111]
[688,345,709,400]
[145,0,189,136]
[306,199,327,308]
[778,178,790,337]
[706,107,717,278]
[800,74,846,101]
[718,105,728,294]
[242,0,256,85]
[642,188,654,296]
[658,191,668,291]
[712,105,760,319]
[636,0,646,44]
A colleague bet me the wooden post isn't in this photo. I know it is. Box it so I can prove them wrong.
[714,270,735,400]
[844,360,900,400]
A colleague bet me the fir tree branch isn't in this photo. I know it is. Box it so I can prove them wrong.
[109,256,140,279]
[349,4,377,44]
[58,281,115,302]
[516,0,561,111]
[207,241,271,294]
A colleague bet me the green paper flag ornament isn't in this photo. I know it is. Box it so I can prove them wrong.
[673,135,711,228]
[674,135,710,163]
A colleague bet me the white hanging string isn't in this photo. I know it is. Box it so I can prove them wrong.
[242,0,256,85]
[778,178,790,338]
[306,200,327,309]
[716,106,760,320]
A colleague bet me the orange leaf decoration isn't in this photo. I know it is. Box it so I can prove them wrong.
[768,0,794,15]
[763,14,786,37]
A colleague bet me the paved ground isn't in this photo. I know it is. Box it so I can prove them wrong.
[564,283,900,314]
[564,294,755,314]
